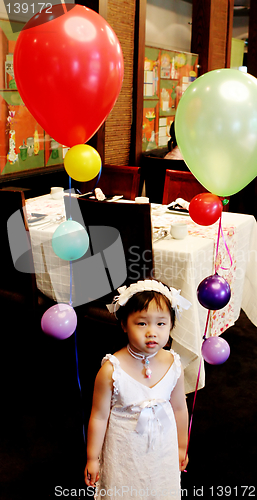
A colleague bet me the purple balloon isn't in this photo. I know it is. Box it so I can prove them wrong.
[41,303,77,339]
[197,274,231,310]
[202,336,230,365]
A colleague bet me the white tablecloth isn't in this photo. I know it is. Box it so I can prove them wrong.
[151,208,257,392]
[26,195,257,393]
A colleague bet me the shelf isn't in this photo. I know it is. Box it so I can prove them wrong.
[1,151,45,176]
[143,94,159,100]
[159,110,176,117]
[0,90,24,106]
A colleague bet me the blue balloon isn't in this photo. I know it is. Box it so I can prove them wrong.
[197,273,231,310]
[52,219,89,261]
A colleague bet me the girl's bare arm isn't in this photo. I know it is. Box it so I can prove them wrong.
[170,368,189,471]
[85,361,113,486]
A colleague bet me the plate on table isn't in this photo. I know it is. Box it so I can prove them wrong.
[165,208,190,216]
[28,216,51,226]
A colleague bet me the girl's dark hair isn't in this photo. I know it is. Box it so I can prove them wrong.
[116,287,175,330]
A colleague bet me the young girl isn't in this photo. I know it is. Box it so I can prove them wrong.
[85,279,191,499]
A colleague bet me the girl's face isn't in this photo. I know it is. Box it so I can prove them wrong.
[122,298,172,355]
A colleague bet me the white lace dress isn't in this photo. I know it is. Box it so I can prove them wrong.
[94,349,182,500]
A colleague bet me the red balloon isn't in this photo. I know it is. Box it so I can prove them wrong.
[189,193,223,226]
[14,4,124,147]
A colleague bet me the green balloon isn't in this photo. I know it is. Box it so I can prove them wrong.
[175,69,257,196]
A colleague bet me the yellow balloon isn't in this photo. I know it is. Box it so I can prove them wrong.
[64,144,101,182]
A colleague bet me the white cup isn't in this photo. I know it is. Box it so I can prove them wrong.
[170,223,188,239]
[135,196,149,204]
[51,187,64,199]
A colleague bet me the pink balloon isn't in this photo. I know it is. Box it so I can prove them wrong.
[41,304,77,340]
[202,336,230,365]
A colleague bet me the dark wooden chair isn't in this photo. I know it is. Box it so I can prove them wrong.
[162,169,230,210]
[0,187,38,309]
[162,170,208,205]
[80,164,141,200]
[63,196,154,357]
[0,187,55,313]
[140,154,190,203]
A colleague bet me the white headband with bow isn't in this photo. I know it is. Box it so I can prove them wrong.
[106,279,191,320]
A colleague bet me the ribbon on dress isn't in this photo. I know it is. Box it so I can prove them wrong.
[130,399,171,450]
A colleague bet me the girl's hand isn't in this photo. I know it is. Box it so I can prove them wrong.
[179,449,189,472]
[84,460,99,486]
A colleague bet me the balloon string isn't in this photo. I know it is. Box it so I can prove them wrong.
[68,167,102,447]
[74,327,86,445]
[203,309,211,340]
[185,357,202,461]
[68,176,72,220]
[75,165,102,197]
[219,225,233,270]
[67,175,85,443]
[68,177,73,304]
[184,208,232,471]
[214,214,233,273]
[214,216,222,273]
[69,261,73,307]
[184,310,210,471]
[94,164,102,189]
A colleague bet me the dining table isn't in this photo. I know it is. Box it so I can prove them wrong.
[25,191,257,393]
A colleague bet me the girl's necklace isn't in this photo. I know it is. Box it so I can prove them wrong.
[127,344,158,379]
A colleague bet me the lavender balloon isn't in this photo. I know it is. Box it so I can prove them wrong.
[202,336,230,365]
[41,303,77,339]
[197,274,231,310]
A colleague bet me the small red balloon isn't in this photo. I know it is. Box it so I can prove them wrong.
[189,193,223,226]
[14,4,124,147]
